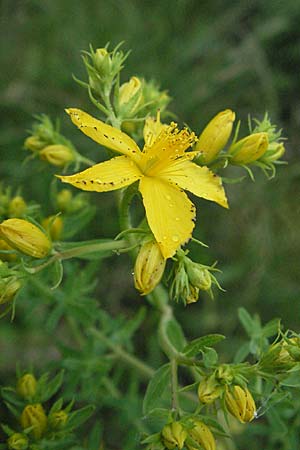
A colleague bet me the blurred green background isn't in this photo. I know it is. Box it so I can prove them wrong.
[1,0,300,448]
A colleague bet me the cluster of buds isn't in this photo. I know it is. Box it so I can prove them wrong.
[0,218,52,259]
[170,249,221,304]
[24,115,76,168]
[161,420,216,450]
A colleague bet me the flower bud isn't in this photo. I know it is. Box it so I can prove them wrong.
[0,278,22,305]
[119,76,142,117]
[161,422,187,450]
[8,196,27,218]
[39,144,74,167]
[0,239,18,262]
[94,48,112,74]
[20,404,47,439]
[48,410,68,430]
[229,132,269,164]
[134,240,166,295]
[0,218,52,258]
[24,136,45,152]
[260,142,285,163]
[56,189,73,212]
[198,375,223,404]
[7,433,28,450]
[186,262,212,291]
[186,421,216,450]
[17,373,37,399]
[225,385,256,423]
[195,109,235,164]
[186,285,200,304]
[41,216,63,241]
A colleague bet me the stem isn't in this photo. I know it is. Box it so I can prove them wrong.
[171,358,179,413]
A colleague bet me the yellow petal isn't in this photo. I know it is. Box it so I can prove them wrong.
[139,177,195,258]
[66,108,141,160]
[157,159,228,208]
[57,155,142,192]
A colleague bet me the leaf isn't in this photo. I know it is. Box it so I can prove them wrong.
[267,407,288,434]
[38,371,64,402]
[166,318,186,352]
[64,405,95,430]
[202,347,218,368]
[183,334,225,357]
[280,370,300,388]
[262,318,281,338]
[238,308,256,336]
[143,363,170,415]
[234,342,250,363]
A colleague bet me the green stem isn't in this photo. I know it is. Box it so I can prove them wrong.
[171,358,179,413]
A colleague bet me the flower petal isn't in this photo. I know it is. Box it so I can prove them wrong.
[139,177,195,258]
[66,108,141,160]
[158,159,228,208]
[58,156,142,192]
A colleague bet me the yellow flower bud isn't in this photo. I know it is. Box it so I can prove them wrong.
[8,196,27,218]
[56,189,73,212]
[17,373,37,399]
[0,239,18,262]
[119,77,143,116]
[195,109,235,164]
[24,135,45,152]
[261,142,285,163]
[230,132,269,164]
[186,285,200,304]
[20,404,47,439]
[198,375,223,404]
[186,421,216,450]
[0,218,52,258]
[7,433,29,450]
[225,385,256,423]
[161,422,187,450]
[134,240,166,295]
[0,278,22,305]
[48,410,68,430]
[39,144,74,167]
[41,216,63,241]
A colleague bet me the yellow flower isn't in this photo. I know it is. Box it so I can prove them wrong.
[58,109,228,259]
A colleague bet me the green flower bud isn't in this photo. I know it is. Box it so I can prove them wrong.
[94,48,112,74]
[198,375,223,404]
[17,373,37,399]
[195,109,235,164]
[225,385,256,423]
[229,133,269,164]
[48,410,68,430]
[20,404,47,439]
[215,364,234,384]
[39,144,74,167]
[0,277,22,305]
[8,196,27,218]
[0,218,52,258]
[56,189,73,212]
[260,142,285,163]
[186,262,212,291]
[24,136,45,152]
[161,422,187,450]
[7,433,29,450]
[186,420,216,450]
[134,240,166,295]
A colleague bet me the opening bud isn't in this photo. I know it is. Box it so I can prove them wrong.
[195,109,235,164]
[161,422,187,450]
[198,375,223,404]
[20,404,47,439]
[7,433,29,450]
[186,420,216,450]
[39,144,74,167]
[229,132,269,164]
[17,373,37,399]
[134,240,166,295]
[0,218,52,258]
[225,385,256,423]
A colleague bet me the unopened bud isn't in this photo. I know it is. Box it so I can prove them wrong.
[186,421,216,450]
[134,240,166,295]
[119,77,142,116]
[261,142,285,163]
[42,216,63,241]
[48,410,68,430]
[24,136,45,152]
[39,144,74,167]
[186,285,200,304]
[225,385,256,423]
[7,433,28,450]
[230,132,269,164]
[198,375,223,404]
[17,373,37,399]
[161,422,187,450]
[8,196,27,218]
[0,218,52,258]
[0,278,22,305]
[56,189,73,212]
[186,262,212,291]
[20,404,47,439]
[195,109,235,164]
[94,48,111,74]
[0,239,18,262]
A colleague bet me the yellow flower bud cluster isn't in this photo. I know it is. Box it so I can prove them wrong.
[24,115,75,167]
[161,420,216,450]
[134,239,166,295]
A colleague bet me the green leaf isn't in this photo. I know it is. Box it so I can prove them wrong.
[37,371,64,402]
[202,347,218,368]
[64,405,95,430]
[183,334,225,357]
[280,370,300,388]
[143,363,170,415]
[234,342,250,363]
[166,318,186,352]
[262,318,281,338]
[238,308,256,336]
[267,407,288,434]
